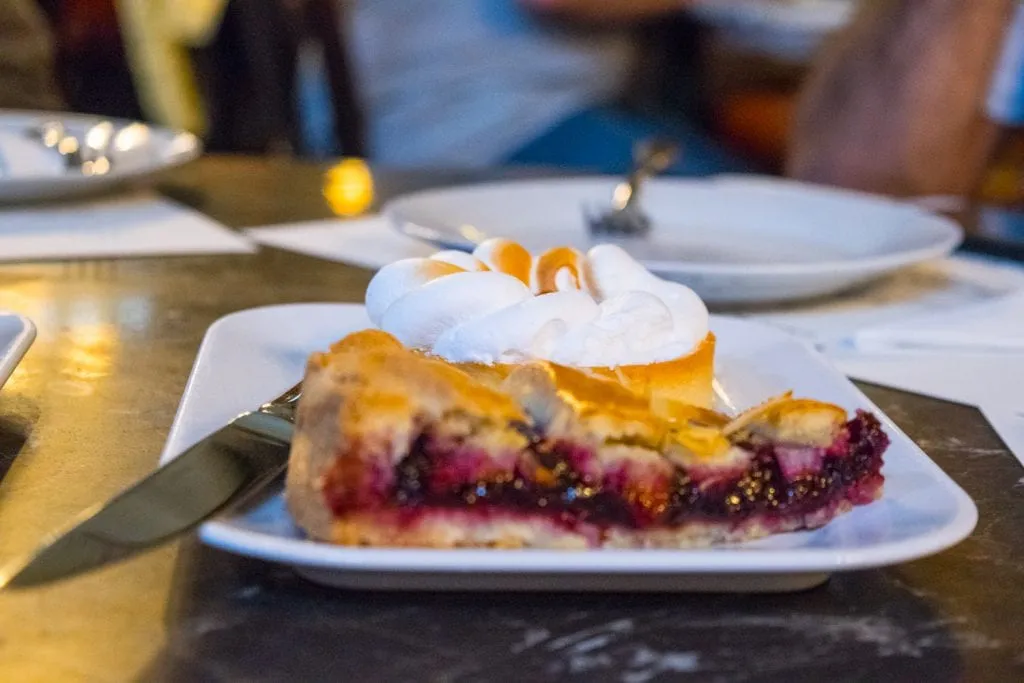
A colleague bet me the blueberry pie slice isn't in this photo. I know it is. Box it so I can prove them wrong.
[286,331,888,549]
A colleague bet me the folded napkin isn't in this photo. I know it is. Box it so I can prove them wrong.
[245,215,432,270]
[749,255,1024,351]
[0,193,255,262]
[831,349,1024,409]
[747,254,1024,434]
[852,290,1024,353]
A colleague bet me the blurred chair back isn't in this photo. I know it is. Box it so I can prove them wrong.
[305,0,365,157]
[116,0,364,157]
[40,0,141,116]
[190,0,299,153]
[193,0,365,156]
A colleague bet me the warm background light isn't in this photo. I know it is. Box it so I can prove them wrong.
[323,158,375,216]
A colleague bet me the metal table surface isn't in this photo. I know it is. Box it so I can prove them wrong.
[0,156,1021,682]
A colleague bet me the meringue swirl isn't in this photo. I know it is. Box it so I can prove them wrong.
[365,238,709,366]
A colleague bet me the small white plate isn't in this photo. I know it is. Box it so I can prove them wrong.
[693,0,853,32]
[161,304,977,592]
[691,0,854,59]
[0,312,35,388]
[386,176,962,305]
[0,110,201,203]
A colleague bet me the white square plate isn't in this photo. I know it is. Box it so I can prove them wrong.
[0,312,35,389]
[161,304,977,592]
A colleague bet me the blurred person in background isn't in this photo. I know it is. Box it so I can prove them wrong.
[348,0,752,174]
[788,0,1016,199]
[118,0,303,153]
[0,0,62,109]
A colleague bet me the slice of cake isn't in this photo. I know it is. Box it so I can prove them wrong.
[286,331,888,549]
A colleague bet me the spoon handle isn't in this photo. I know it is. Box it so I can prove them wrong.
[624,138,680,208]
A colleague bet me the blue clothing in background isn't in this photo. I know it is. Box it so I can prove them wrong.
[505,106,755,176]
[349,0,636,167]
[988,3,1024,124]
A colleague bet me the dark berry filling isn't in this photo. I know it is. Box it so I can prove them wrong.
[326,411,888,532]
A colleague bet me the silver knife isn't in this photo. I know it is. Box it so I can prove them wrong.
[0,382,303,589]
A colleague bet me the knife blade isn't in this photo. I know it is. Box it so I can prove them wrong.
[0,382,302,590]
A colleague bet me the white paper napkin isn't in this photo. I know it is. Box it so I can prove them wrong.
[745,255,1024,439]
[748,255,1024,351]
[245,216,432,270]
[977,406,1024,469]
[830,350,1024,409]
[0,193,255,261]
[851,290,1024,353]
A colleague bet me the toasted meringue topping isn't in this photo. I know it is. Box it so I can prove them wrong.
[366,238,709,366]
[533,246,584,294]
[380,271,531,349]
[473,238,532,285]
[365,258,466,325]
[430,250,489,271]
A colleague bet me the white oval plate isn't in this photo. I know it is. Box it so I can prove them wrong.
[160,304,977,592]
[689,0,855,60]
[0,110,201,203]
[386,176,963,305]
[691,0,854,34]
[0,312,35,389]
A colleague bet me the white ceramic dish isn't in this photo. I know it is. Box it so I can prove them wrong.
[0,312,35,388]
[0,110,201,203]
[693,0,853,32]
[691,0,854,59]
[385,176,962,305]
[160,303,977,592]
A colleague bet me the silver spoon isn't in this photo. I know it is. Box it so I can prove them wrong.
[585,138,680,239]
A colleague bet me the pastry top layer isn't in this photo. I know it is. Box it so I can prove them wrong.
[310,330,847,471]
[313,329,527,427]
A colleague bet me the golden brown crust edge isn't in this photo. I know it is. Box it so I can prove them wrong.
[591,332,716,409]
[285,358,343,542]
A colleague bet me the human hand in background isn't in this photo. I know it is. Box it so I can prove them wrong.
[787,0,1013,198]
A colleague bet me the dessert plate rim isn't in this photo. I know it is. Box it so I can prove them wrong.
[0,108,201,203]
[0,311,35,389]
[386,176,962,276]
[162,303,977,589]
[384,176,962,305]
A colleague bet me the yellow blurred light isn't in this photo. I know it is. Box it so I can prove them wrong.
[980,166,1024,203]
[323,158,375,216]
[57,136,79,155]
[42,128,61,148]
[611,183,633,210]
[85,121,114,149]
